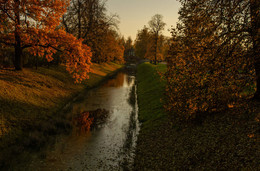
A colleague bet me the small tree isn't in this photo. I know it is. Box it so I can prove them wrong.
[0,0,92,83]
[148,14,166,65]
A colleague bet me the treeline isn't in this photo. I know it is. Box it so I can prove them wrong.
[62,0,125,64]
[166,0,259,120]
[0,0,127,82]
[134,14,170,64]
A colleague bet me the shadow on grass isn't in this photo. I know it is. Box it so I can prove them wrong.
[0,99,71,170]
[32,66,74,84]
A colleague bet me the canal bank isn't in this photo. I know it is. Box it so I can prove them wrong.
[133,62,170,170]
[27,65,140,170]
[0,62,123,169]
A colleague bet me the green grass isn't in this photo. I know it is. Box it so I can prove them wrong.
[136,62,167,130]
[0,62,123,169]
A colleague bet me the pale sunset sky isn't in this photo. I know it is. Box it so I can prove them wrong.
[107,0,181,40]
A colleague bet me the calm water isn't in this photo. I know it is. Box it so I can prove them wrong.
[29,69,140,170]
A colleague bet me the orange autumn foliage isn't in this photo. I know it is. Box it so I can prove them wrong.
[0,0,92,83]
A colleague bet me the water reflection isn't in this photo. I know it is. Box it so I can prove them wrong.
[29,70,139,170]
[103,72,126,87]
[74,111,94,132]
[73,109,109,133]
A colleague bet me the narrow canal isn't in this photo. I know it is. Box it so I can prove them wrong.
[29,67,140,170]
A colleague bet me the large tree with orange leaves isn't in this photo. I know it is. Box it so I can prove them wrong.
[0,0,92,83]
[165,0,257,121]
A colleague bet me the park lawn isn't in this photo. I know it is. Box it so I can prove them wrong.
[0,62,123,168]
[134,62,259,170]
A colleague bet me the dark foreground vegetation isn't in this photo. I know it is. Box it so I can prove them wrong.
[134,63,259,170]
[0,63,122,169]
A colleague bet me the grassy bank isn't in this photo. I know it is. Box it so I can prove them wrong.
[0,62,123,168]
[134,62,259,170]
[135,62,167,130]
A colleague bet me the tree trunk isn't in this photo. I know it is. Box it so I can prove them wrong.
[250,0,260,100]
[35,56,38,70]
[14,43,22,70]
[14,0,22,71]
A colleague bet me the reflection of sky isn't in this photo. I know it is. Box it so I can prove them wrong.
[124,75,135,88]
[102,72,135,88]
[107,0,181,40]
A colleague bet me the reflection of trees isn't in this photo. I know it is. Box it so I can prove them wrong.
[74,112,93,132]
[74,109,109,133]
[103,72,125,87]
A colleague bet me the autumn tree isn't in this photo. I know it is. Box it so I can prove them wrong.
[165,0,255,120]
[0,0,92,83]
[62,0,120,63]
[208,0,259,100]
[124,37,134,58]
[148,14,166,65]
[62,0,106,38]
[99,29,124,64]
[135,25,169,63]
[211,0,259,100]
[134,26,150,59]
[145,35,169,62]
